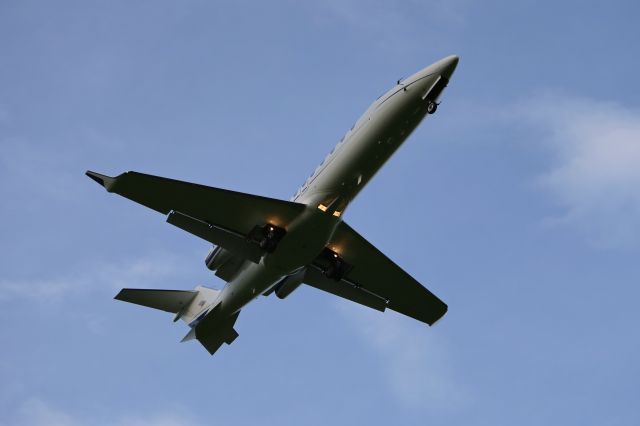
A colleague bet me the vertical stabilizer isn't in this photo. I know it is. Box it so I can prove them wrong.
[116,284,235,355]
[191,309,241,355]
[176,286,221,324]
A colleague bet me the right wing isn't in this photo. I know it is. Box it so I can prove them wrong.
[304,220,447,326]
[86,170,306,259]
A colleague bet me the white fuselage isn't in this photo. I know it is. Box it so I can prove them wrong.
[216,56,459,316]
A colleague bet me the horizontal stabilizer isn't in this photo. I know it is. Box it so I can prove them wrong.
[115,289,197,313]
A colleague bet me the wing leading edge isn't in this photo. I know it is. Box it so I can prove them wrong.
[304,220,447,326]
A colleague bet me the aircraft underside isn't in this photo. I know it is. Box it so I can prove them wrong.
[87,55,459,355]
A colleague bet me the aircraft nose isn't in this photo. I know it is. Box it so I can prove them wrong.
[404,55,460,87]
[438,55,459,80]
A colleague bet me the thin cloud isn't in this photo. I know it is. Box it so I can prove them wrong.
[13,398,77,426]
[313,0,467,48]
[0,253,192,303]
[0,137,84,204]
[521,94,640,248]
[10,398,202,426]
[336,301,465,410]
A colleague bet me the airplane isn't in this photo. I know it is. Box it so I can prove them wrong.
[86,55,459,355]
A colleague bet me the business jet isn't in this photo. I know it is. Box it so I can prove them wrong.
[86,55,459,355]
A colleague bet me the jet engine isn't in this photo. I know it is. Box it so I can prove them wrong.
[247,223,286,253]
[205,245,232,271]
[273,267,306,299]
[317,247,352,281]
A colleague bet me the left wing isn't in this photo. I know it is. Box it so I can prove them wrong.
[86,170,306,259]
[304,221,447,325]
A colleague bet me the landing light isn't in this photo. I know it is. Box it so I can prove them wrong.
[332,210,342,217]
[318,204,328,212]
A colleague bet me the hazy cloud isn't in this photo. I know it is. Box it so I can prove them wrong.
[521,95,640,248]
[314,0,467,47]
[0,137,84,204]
[0,253,191,303]
[336,302,464,410]
[9,398,202,426]
[12,398,77,426]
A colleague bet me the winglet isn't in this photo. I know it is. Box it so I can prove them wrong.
[85,170,117,192]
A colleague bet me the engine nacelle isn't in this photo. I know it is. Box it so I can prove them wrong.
[274,267,306,299]
[317,247,352,281]
[205,245,232,271]
[247,223,286,253]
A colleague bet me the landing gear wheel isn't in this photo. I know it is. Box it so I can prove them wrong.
[427,101,438,114]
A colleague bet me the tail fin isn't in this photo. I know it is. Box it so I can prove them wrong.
[115,285,238,355]
[188,307,240,355]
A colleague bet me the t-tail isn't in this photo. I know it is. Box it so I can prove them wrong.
[114,285,240,355]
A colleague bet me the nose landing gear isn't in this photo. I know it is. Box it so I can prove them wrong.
[427,101,438,114]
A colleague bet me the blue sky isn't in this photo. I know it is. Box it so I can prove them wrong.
[1,0,639,424]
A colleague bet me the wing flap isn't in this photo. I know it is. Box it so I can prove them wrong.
[304,266,388,312]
